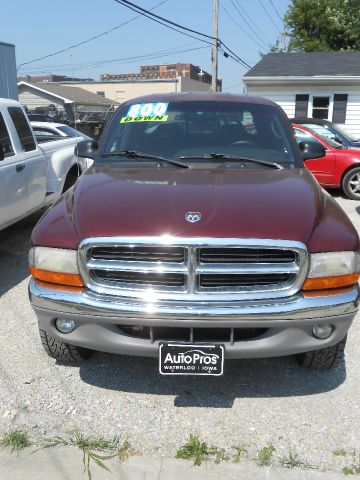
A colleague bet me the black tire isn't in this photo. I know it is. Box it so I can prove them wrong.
[39,328,92,362]
[342,167,360,200]
[296,336,346,369]
[62,173,78,194]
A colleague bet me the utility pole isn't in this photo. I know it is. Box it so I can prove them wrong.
[211,0,219,92]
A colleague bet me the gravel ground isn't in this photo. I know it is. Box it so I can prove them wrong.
[0,192,360,475]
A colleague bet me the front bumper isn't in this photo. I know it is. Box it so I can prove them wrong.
[29,279,359,359]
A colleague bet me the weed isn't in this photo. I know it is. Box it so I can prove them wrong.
[116,439,135,462]
[342,455,360,476]
[176,434,213,466]
[280,448,305,469]
[232,444,248,463]
[333,449,348,457]
[256,444,276,467]
[0,429,30,453]
[40,432,133,480]
[210,447,229,464]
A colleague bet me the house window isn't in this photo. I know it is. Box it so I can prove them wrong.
[295,94,309,117]
[312,96,330,119]
[333,94,348,123]
[96,91,105,97]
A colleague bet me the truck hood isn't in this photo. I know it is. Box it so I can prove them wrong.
[32,165,359,252]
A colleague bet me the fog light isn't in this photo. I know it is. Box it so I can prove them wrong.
[55,318,76,334]
[312,324,333,340]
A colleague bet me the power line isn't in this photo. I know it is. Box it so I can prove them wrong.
[220,3,268,52]
[269,0,283,22]
[17,0,169,68]
[230,0,269,49]
[114,0,251,69]
[115,0,215,41]
[19,46,211,75]
[233,0,272,45]
[113,0,214,47]
[19,41,203,72]
[222,81,243,91]
[257,0,282,34]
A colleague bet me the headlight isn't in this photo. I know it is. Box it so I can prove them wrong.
[303,251,360,290]
[29,247,84,287]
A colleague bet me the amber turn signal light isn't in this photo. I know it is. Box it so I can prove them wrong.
[302,273,360,291]
[29,265,84,287]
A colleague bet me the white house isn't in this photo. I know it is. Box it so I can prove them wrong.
[243,52,360,137]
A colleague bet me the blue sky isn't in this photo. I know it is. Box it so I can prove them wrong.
[3,0,290,92]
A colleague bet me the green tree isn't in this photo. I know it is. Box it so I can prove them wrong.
[270,0,360,52]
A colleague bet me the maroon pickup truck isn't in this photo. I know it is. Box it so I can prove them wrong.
[29,93,360,375]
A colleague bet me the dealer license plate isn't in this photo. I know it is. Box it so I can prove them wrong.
[159,343,224,376]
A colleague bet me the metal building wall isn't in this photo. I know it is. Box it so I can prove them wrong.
[0,42,18,100]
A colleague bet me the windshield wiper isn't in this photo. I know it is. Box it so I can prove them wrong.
[101,150,190,169]
[179,153,284,170]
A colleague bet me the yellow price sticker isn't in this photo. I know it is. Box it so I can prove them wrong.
[120,115,169,123]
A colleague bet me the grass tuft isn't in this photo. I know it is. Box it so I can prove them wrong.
[0,429,30,453]
[232,444,248,463]
[280,448,305,469]
[211,447,229,464]
[40,432,133,480]
[333,449,348,457]
[342,459,360,476]
[176,434,212,466]
[256,444,276,467]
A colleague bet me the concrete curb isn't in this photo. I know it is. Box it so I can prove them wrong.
[0,448,343,479]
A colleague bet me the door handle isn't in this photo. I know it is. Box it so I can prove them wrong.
[16,164,25,172]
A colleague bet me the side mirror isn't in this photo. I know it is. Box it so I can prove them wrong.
[75,139,98,160]
[0,144,4,161]
[333,136,343,144]
[299,141,326,161]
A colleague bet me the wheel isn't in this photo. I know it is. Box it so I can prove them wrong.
[62,172,79,193]
[296,336,346,369]
[39,328,92,362]
[342,167,360,200]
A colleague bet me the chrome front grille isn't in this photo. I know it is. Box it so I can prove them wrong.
[78,238,308,301]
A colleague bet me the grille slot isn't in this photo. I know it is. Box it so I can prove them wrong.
[80,238,307,300]
[200,273,294,288]
[92,270,185,288]
[119,325,266,343]
[91,246,185,263]
[200,247,296,263]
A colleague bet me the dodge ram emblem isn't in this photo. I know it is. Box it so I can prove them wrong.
[185,212,201,223]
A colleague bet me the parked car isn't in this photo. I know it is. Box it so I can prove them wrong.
[30,122,94,171]
[293,122,360,199]
[29,93,359,374]
[290,117,360,148]
[27,113,56,123]
[30,122,93,142]
[0,98,85,232]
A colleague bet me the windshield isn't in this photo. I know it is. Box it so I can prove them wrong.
[100,100,299,167]
[333,123,360,142]
[300,123,344,148]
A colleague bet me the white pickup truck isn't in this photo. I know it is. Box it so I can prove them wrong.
[0,98,83,232]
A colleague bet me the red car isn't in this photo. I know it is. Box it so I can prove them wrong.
[293,123,360,200]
